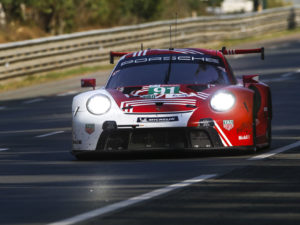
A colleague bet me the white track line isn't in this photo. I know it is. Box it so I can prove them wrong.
[281,72,295,77]
[0,148,9,151]
[23,98,44,104]
[248,140,300,161]
[48,174,217,225]
[281,68,300,77]
[0,106,6,110]
[262,70,298,83]
[35,131,65,138]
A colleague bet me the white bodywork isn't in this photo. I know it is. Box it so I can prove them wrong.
[72,88,194,152]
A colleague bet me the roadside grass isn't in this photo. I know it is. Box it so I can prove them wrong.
[0,28,299,93]
[206,28,300,49]
[0,64,113,93]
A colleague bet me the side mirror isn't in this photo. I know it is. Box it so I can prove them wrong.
[81,78,96,90]
[243,75,259,86]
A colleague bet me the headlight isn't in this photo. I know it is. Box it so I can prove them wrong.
[86,94,111,115]
[210,91,235,112]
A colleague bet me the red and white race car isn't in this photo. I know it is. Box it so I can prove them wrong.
[71,47,272,158]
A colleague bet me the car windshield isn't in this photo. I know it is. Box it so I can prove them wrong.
[106,54,230,89]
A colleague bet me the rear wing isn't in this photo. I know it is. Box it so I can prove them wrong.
[220,47,264,60]
[110,51,130,64]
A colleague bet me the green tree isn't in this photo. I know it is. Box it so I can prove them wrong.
[1,0,24,22]
[27,0,75,34]
[1,0,226,38]
[123,0,163,23]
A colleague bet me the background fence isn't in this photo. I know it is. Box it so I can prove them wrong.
[0,6,299,81]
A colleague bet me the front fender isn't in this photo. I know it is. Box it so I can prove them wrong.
[188,86,255,147]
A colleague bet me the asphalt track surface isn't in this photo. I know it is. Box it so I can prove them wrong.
[0,35,300,225]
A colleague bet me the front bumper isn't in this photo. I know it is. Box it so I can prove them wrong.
[72,111,254,152]
[71,125,255,158]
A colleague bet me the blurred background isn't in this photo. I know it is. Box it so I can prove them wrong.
[0,0,299,93]
[0,0,297,43]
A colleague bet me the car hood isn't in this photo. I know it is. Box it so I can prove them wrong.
[107,84,217,113]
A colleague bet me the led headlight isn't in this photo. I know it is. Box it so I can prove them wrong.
[86,94,111,115]
[210,91,235,112]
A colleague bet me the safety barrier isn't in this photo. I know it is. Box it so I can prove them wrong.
[0,6,299,80]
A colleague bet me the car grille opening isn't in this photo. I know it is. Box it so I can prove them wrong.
[96,127,222,151]
[129,129,186,149]
[190,130,212,148]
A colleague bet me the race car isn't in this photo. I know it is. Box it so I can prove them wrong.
[71,47,272,158]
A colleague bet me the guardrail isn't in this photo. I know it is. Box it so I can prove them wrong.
[0,6,299,81]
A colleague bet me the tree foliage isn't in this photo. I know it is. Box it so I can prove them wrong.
[1,0,223,35]
[0,0,288,37]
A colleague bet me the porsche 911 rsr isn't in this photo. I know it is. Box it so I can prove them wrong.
[71,47,272,158]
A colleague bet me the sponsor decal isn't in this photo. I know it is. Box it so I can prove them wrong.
[141,94,156,99]
[137,116,179,123]
[238,135,251,140]
[223,120,234,131]
[199,118,214,127]
[72,140,82,144]
[165,93,188,98]
[85,124,95,134]
[165,92,209,99]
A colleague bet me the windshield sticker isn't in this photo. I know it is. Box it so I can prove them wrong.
[120,55,220,67]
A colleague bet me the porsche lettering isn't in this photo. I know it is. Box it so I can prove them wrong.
[120,56,220,67]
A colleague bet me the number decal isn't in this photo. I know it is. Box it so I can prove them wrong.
[148,86,179,95]
[154,87,165,95]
